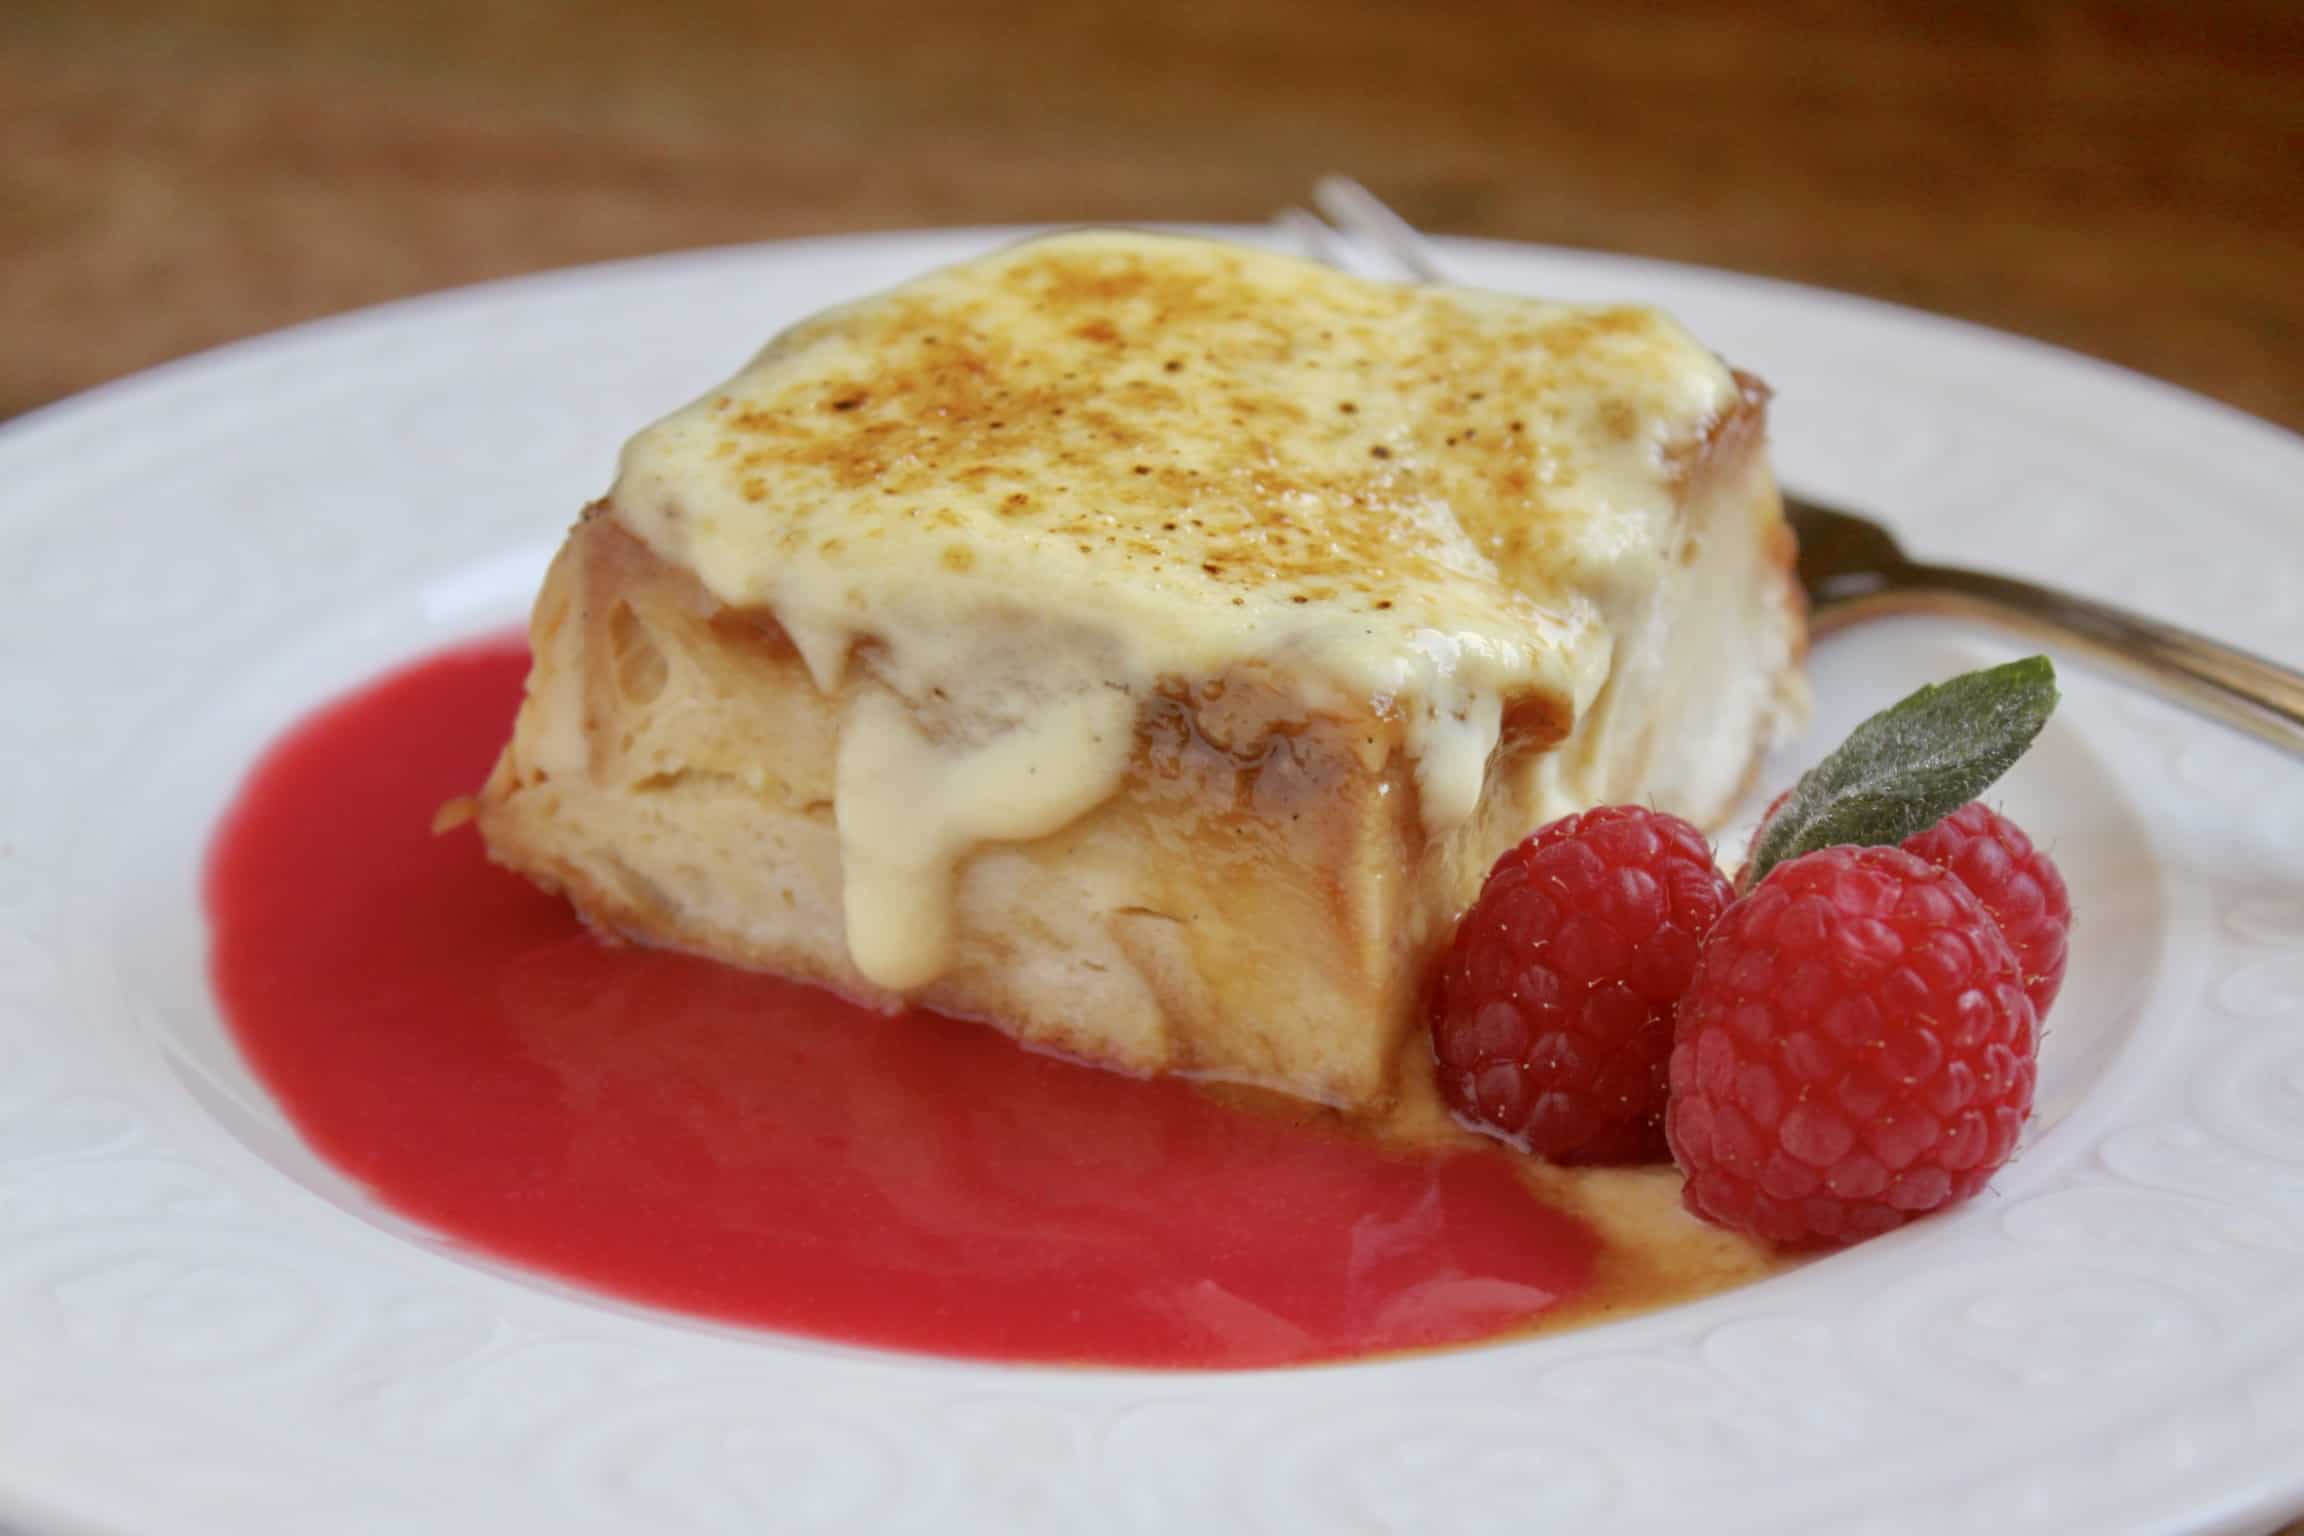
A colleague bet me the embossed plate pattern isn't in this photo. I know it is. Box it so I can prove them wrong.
[1,230,2301,1535]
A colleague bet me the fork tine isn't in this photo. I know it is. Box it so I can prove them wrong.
[1310,176,1449,283]
[1274,206,1352,271]
[1276,203,1407,282]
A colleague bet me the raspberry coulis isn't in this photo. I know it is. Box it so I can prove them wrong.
[204,635,1597,1368]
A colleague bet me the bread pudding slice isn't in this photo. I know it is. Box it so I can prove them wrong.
[473,232,1804,1110]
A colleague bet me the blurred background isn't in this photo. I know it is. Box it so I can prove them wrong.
[3,0,2299,430]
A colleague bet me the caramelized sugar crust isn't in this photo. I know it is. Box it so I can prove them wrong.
[654,235,1731,624]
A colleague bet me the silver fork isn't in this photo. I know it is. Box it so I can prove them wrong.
[1286,177,2304,756]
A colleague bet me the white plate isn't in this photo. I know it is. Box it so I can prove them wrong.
[3,228,2302,1536]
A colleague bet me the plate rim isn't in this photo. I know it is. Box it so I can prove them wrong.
[2,225,2301,1536]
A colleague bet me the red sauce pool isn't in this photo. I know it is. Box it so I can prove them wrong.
[205,637,1596,1367]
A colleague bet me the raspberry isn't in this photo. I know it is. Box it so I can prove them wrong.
[1430,805,1732,1163]
[1666,845,2037,1247]
[1902,802,2070,1018]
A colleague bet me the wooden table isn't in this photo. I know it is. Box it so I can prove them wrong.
[4,2,2300,1527]
[4,0,2300,435]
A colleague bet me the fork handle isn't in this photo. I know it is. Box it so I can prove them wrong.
[1816,563,2304,756]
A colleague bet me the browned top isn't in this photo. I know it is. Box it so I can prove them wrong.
[704,252,1690,609]
[611,232,1744,678]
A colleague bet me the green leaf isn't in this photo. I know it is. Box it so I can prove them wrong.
[1746,656,2059,885]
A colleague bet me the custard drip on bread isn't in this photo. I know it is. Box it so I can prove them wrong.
[602,232,1788,993]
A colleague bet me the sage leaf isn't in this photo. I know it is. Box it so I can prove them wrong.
[1746,656,2058,885]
